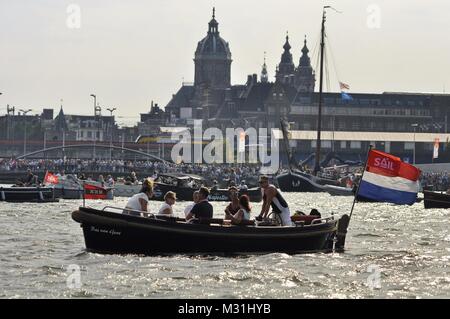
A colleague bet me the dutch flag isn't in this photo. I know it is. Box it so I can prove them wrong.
[357,149,421,205]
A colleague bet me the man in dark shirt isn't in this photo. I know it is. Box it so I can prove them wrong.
[186,187,213,220]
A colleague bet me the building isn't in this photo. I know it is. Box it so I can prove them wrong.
[164,9,450,164]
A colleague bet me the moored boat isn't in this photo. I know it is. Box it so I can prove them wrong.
[71,206,350,255]
[0,186,58,203]
[276,170,340,192]
[152,173,262,202]
[423,190,450,209]
[323,184,354,196]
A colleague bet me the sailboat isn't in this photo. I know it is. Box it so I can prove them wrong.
[276,8,343,192]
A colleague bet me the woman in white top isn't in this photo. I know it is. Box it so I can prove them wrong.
[124,179,153,217]
[225,194,251,225]
[158,191,176,216]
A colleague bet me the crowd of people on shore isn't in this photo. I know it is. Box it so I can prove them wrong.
[0,158,260,185]
[420,172,450,191]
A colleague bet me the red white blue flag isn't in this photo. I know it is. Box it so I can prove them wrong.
[358,149,421,205]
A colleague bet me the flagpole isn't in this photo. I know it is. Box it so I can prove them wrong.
[82,181,86,208]
[349,144,373,220]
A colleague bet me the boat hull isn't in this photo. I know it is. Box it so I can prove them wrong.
[0,187,58,202]
[72,207,347,255]
[276,171,339,192]
[423,190,450,209]
[153,183,262,202]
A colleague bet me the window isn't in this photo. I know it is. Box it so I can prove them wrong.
[350,141,361,149]
[340,141,347,149]
[404,142,414,150]
[87,131,92,138]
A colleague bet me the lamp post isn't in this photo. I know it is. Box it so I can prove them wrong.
[412,123,419,165]
[106,108,116,160]
[19,109,32,157]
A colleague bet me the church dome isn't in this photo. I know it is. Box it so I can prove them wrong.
[195,8,231,60]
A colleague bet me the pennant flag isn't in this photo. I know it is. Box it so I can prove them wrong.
[357,149,421,205]
[339,81,350,90]
[44,171,59,185]
[341,92,353,101]
[84,183,108,199]
[433,138,439,159]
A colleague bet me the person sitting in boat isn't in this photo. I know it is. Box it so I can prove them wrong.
[124,179,154,217]
[105,175,115,187]
[124,171,138,185]
[98,174,105,187]
[22,169,35,186]
[256,175,293,226]
[225,194,251,225]
[158,191,176,216]
[211,180,219,191]
[184,191,200,218]
[185,187,213,221]
[224,186,240,216]
[239,180,248,191]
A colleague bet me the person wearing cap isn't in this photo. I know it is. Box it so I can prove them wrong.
[257,175,292,226]
[224,186,240,216]
[158,191,176,216]
[124,179,154,217]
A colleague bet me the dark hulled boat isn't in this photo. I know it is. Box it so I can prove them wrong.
[0,186,58,203]
[153,173,262,202]
[423,190,450,209]
[277,170,340,192]
[72,206,350,255]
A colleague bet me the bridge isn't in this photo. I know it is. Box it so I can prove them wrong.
[15,144,169,163]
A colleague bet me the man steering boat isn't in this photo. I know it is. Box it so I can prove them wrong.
[256,175,293,226]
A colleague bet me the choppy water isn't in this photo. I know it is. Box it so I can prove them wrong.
[0,192,449,299]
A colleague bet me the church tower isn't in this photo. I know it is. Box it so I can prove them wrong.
[295,36,316,92]
[261,52,268,83]
[275,33,295,85]
[194,8,232,89]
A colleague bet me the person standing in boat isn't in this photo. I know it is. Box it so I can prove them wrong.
[185,187,213,221]
[158,191,176,216]
[224,186,240,216]
[225,194,252,225]
[124,179,154,217]
[257,175,292,226]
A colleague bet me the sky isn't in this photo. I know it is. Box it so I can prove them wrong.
[1,0,450,126]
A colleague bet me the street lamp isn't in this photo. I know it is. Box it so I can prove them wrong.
[412,123,419,165]
[19,109,32,157]
[106,108,117,160]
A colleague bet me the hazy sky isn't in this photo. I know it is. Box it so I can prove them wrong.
[1,0,449,126]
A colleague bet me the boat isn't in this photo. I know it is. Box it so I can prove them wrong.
[423,190,450,209]
[49,174,84,199]
[277,169,340,192]
[276,7,363,193]
[43,172,114,200]
[152,173,262,202]
[113,183,142,197]
[0,186,58,203]
[71,206,350,255]
[323,184,354,196]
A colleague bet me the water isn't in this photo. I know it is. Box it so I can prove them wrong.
[0,193,449,298]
